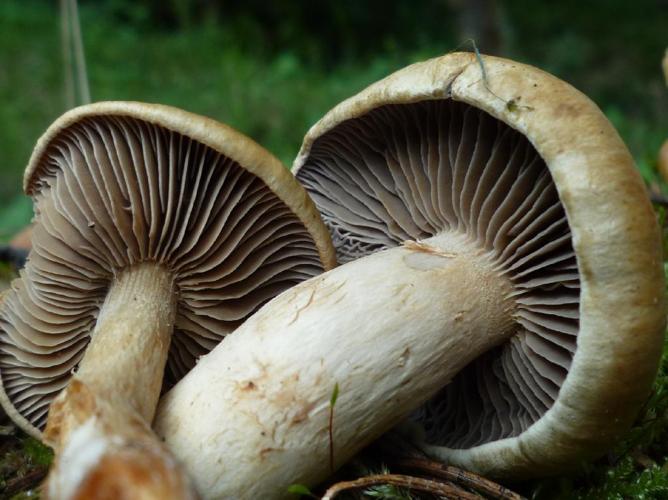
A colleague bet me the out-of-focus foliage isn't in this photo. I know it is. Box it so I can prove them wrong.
[1,0,666,239]
[97,0,459,64]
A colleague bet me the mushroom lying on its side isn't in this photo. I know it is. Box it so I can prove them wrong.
[154,53,665,499]
[0,102,335,498]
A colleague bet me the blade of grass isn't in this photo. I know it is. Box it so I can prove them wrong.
[329,382,339,473]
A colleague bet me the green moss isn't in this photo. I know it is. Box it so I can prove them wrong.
[20,439,52,469]
[0,434,50,498]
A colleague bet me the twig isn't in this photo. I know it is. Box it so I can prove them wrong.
[2,466,48,496]
[321,473,481,500]
[367,431,525,499]
[392,457,525,500]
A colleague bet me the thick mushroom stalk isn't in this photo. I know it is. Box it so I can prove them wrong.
[156,234,515,498]
[44,263,186,498]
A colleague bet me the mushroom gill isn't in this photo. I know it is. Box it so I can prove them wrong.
[0,113,325,433]
[296,99,579,448]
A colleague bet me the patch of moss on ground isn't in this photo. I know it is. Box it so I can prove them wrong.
[20,438,53,469]
[0,434,51,498]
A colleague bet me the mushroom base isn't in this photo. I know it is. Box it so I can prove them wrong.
[45,379,196,500]
[42,263,193,499]
[155,232,516,499]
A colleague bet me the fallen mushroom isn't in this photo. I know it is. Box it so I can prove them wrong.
[154,53,665,498]
[0,102,335,498]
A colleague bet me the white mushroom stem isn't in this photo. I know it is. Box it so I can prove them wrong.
[44,263,195,499]
[155,232,516,499]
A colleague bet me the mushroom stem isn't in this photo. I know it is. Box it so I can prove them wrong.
[76,262,175,421]
[155,232,516,499]
[44,263,194,499]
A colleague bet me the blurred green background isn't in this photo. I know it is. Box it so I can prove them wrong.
[0,1,667,498]
[0,0,666,242]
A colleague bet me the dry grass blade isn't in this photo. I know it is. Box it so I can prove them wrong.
[321,473,482,500]
[391,457,525,500]
[69,0,90,104]
[60,0,90,107]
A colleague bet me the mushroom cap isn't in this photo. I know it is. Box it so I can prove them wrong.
[294,53,665,477]
[0,101,335,438]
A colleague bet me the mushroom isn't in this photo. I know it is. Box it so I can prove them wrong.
[0,102,335,498]
[154,53,665,498]
[659,140,668,185]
